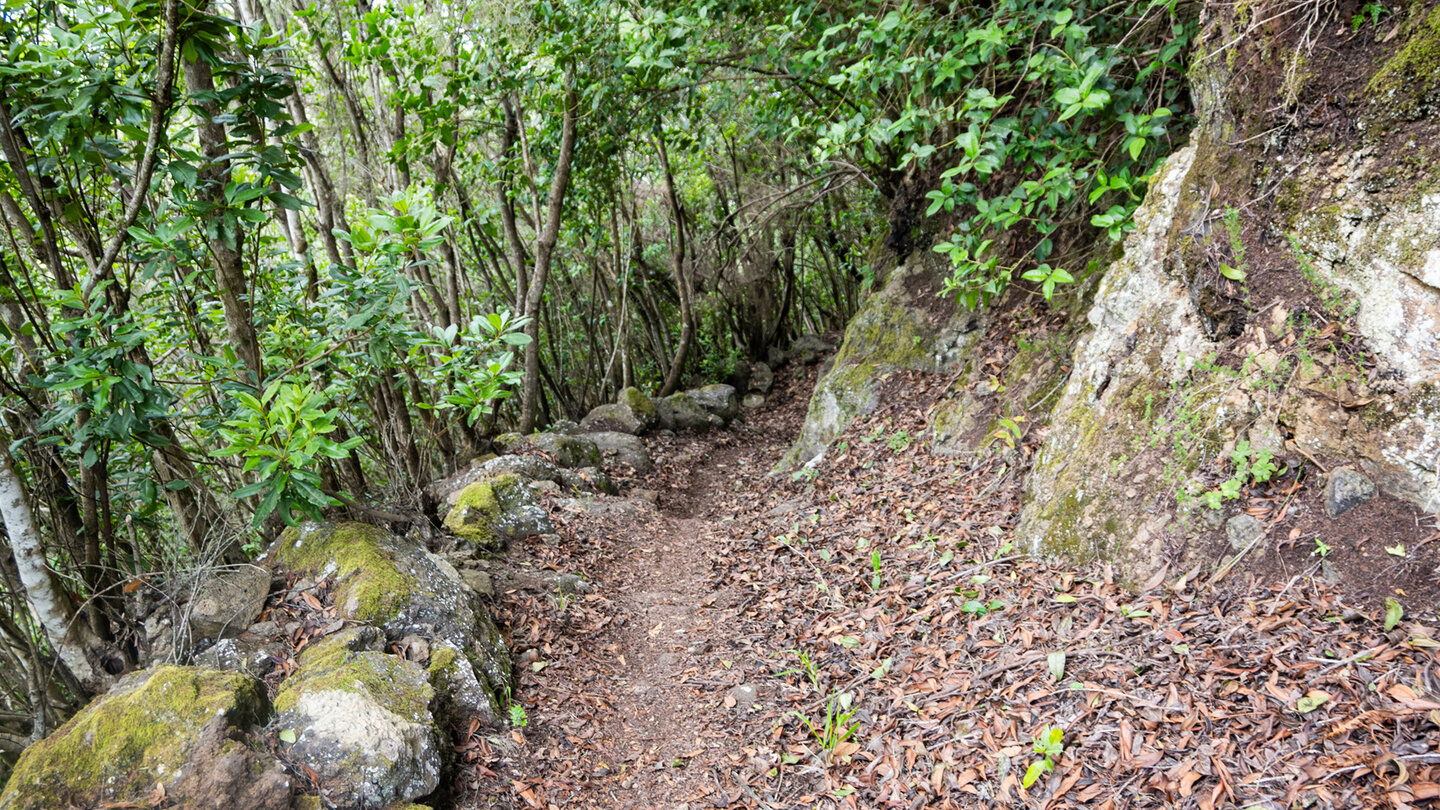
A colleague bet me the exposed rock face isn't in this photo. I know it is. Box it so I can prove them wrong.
[0,666,289,810]
[586,431,653,473]
[440,454,612,502]
[778,254,978,471]
[1015,145,1207,577]
[187,564,270,640]
[270,628,440,810]
[443,475,555,549]
[580,387,658,434]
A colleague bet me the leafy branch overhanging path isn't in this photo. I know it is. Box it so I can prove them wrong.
[463,367,1440,810]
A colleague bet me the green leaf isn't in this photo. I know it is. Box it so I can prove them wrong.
[1385,598,1404,630]
[1219,263,1246,281]
[1022,760,1046,789]
[278,728,296,744]
[1295,691,1329,713]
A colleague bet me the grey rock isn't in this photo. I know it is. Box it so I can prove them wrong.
[193,636,286,679]
[1325,467,1377,517]
[548,419,582,435]
[445,476,555,548]
[632,489,660,505]
[742,393,766,409]
[1319,559,1342,585]
[553,573,592,594]
[460,569,495,598]
[560,466,618,495]
[587,431,654,474]
[188,565,270,641]
[530,479,560,493]
[1224,514,1265,551]
[766,346,788,368]
[792,334,833,365]
[526,431,602,469]
[656,392,712,431]
[580,387,659,435]
[691,384,740,422]
[1201,508,1225,530]
[726,683,759,707]
[749,362,774,394]
[270,629,440,809]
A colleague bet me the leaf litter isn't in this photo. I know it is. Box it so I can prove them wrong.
[461,361,1440,810]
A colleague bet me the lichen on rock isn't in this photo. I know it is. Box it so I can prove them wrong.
[443,474,553,550]
[271,628,440,810]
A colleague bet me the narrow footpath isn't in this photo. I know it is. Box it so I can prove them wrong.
[457,371,813,809]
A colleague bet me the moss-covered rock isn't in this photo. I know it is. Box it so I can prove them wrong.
[656,391,716,431]
[266,523,513,722]
[580,387,658,434]
[269,522,416,625]
[443,474,553,549]
[270,628,440,810]
[525,432,602,469]
[777,253,976,471]
[0,666,288,810]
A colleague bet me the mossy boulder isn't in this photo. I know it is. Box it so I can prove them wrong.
[270,628,440,810]
[587,430,653,473]
[656,391,716,431]
[689,384,740,422]
[443,475,553,549]
[580,387,658,435]
[778,253,977,471]
[524,432,602,469]
[0,666,289,810]
[265,523,513,719]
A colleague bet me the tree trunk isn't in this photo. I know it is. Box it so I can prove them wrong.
[655,133,693,398]
[518,85,578,433]
[0,445,109,693]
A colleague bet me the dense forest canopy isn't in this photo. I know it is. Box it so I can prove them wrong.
[0,0,1192,754]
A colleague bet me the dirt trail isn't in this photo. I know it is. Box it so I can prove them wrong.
[459,378,811,810]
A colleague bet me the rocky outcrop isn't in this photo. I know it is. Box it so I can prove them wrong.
[266,523,512,725]
[0,666,289,810]
[778,254,980,471]
[1015,145,1208,576]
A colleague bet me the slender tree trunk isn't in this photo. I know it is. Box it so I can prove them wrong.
[518,85,578,433]
[655,133,693,398]
[0,445,108,693]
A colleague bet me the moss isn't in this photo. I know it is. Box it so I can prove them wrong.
[1366,4,1440,102]
[831,293,932,371]
[0,667,267,807]
[272,523,414,624]
[426,645,460,679]
[620,386,656,418]
[273,631,433,721]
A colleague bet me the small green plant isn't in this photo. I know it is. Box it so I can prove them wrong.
[791,467,819,484]
[1194,439,1279,509]
[887,430,913,452]
[870,549,883,590]
[961,598,1005,616]
[1023,726,1065,789]
[789,691,858,758]
[1119,603,1151,619]
[989,414,1025,450]
[510,701,529,727]
[553,584,572,613]
[1352,1,1388,30]
[1312,538,1331,558]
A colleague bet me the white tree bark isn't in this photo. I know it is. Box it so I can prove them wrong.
[0,446,102,687]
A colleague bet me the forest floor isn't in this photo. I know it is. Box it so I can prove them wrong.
[459,364,1440,810]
